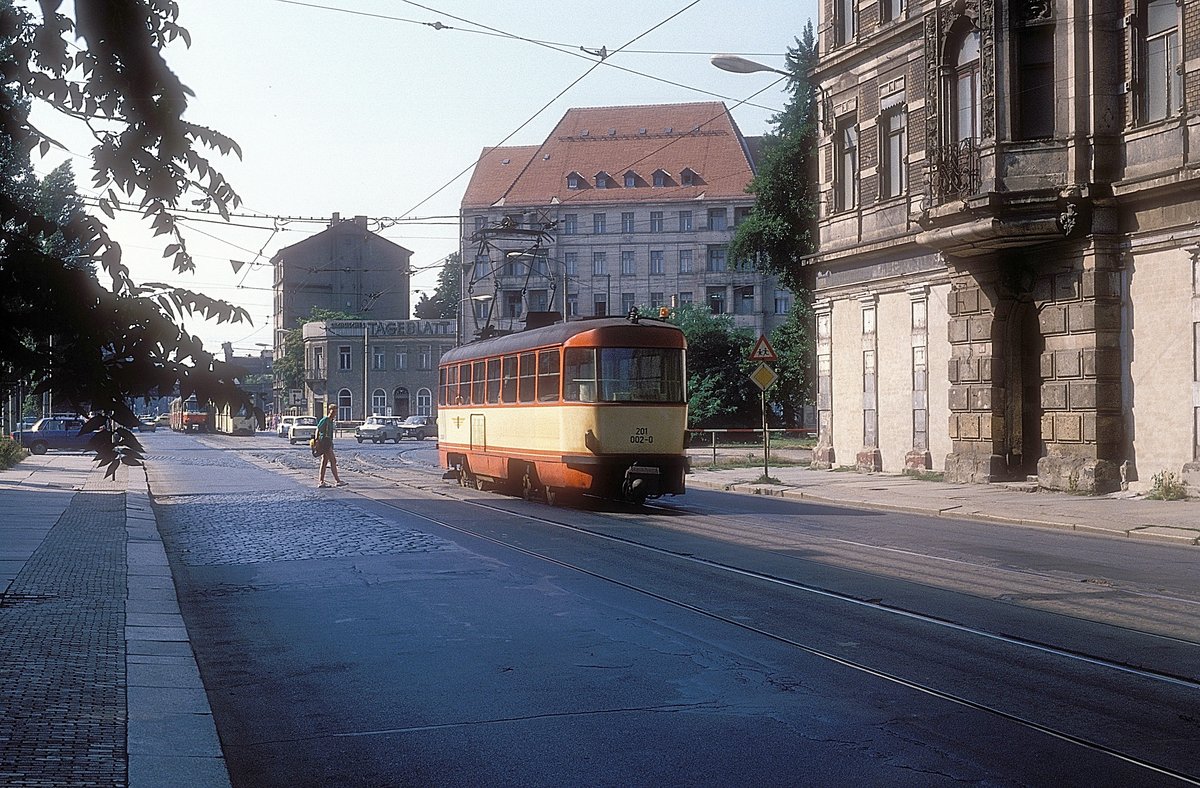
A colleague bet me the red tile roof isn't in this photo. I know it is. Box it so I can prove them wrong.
[461,102,756,210]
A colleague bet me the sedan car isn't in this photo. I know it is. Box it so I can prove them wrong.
[355,416,402,444]
[397,415,436,440]
[277,415,297,438]
[13,416,91,454]
[287,416,319,444]
[137,418,157,432]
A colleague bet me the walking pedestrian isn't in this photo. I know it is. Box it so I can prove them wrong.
[316,404,346,488]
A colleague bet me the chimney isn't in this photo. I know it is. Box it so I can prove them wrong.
[354,215,367,229]
[221,341,233,362]
[330,212,341,226]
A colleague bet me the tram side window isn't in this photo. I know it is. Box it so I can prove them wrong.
[457,363,471,404]
[471,361,485,404]
[537,350,561,402]
[518,353,537,402]
[486,358,501,403]
[501,355,518,403]
[438,368,446,406]
[563,348,597,402]
[446,365,458,405]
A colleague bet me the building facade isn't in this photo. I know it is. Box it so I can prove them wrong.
[299,319,454,422]
[271,213,413,414]
[812,0,1200,493]
[459,102,788,340]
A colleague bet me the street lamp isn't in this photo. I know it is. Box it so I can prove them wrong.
[456,293,494,345]
[710,54,789,77]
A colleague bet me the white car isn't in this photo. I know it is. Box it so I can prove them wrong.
[355,416,402,444]
[277,415,302,438]
[287,416,319,444]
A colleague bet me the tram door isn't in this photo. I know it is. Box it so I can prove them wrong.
[470,413,486,451]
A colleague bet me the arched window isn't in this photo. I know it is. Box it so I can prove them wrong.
[416,388,432,417]
[337,389,352,422]
[948,24,981,142]
[371,388,387,416]
[393,387,410,418]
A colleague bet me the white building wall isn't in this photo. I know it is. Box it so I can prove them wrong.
[877,291,914,471]
[830,298,862,466]
[1125,246,1195,490]
[926,282,953,471]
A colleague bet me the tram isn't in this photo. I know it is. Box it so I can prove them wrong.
[169,395,208,432]
[211,402,256,436]
[438,312,688,504]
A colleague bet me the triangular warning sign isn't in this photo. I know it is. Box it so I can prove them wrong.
[749,334,777,362]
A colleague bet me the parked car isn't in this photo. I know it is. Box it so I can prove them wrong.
[155,413,171,426]
[277,415,303,438]
[287,416,319,445]
[397,415,436,440]
[12,416,91,454]
[137,417,157,432]
[355,416,402,444]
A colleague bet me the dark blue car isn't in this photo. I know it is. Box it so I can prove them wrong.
[14,417,92,454]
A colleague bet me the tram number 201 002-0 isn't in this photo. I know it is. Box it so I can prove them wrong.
[630,427,654,445]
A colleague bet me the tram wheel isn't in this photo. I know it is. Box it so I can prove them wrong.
[475,475,487,491]
[545,486,559,507]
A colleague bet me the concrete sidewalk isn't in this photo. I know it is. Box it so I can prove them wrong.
[686,457,1200,546]
[0,453,230,788]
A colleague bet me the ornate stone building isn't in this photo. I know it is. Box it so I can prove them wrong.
[811,0,1200,493]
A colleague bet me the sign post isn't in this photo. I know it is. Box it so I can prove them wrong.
[749,355,779,481]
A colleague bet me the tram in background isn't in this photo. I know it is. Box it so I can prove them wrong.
[211,401,256,436]
[438,312,688,504]
[169,395,208,432]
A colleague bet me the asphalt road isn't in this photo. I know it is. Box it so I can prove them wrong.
[141,431,1200,786]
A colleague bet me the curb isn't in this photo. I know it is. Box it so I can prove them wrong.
[684,476,1200,547]
[125,467,232,788]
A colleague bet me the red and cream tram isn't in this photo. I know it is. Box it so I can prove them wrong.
[438,314,688,504]
[169,395,208,432]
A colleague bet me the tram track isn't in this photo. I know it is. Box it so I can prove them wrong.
[194,441,1200,780]
[328,465,1200,784]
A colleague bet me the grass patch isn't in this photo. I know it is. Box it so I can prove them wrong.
[830,465,857,472]
[903,469,945,482]
[753,474,782,485]
[0,437,29,470]
[693,456,810,472]
[1146,470,1189,501]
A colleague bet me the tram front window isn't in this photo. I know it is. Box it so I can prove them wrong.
[564,347,684,403]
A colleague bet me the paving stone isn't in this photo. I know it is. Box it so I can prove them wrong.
[0,479,127,787]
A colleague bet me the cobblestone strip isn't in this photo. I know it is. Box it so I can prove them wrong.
[0,468,127,787]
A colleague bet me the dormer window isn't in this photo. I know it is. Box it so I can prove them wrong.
[567,172,584,190]
[624,171,640,188]
[652,169,670,187]
[595,172,612,189]
[681,168,699,186]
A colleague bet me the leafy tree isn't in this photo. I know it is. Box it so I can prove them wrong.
[728,25,819,293]
[1,0,252,473]
[414,253,463,320]
[769,300,814,427]
[33,161,89,270]
[727,25,819,427]
[669,304,758,428]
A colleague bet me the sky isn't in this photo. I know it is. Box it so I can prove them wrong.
[34,0,818,355]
